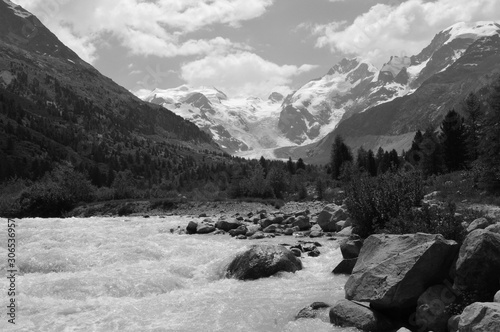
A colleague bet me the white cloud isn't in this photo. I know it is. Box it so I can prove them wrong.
[16,0,274,62]
[180,52,317,98]
[313,0,500,67]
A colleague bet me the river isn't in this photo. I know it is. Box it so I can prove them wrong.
[0,216,360,332]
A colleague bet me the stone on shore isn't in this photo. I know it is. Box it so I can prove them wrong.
[458,302,500,332]
[225,245,302,280]
[317,204,348,232]
[295,302,330,321]
[215,219,241,232]
[345,233,458,310]
[186,221,198,234]
[340,239,363,259]
[453,229,500,301]
[466,217,492,233]
[292,216,311,231]
[329,299,396,331]
[196,224,215,234]
[332,258,357,275]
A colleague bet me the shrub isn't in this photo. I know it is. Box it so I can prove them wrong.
[383,202,476,244]
[345,170,424,238]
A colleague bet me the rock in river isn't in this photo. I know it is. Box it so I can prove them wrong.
[225,244,302,280]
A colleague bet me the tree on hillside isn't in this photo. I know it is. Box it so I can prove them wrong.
[462,92,484,163]
[421,127,446,176]
[286,157,295,174]
[296,158,306,171]
[406,130,424,166]
[330,135,353,180]
[367,149,377,176]
[479,81,500,190]
[356,146,368,172]
[440,109,467,172]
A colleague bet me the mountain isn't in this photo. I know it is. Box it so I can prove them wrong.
[140,85,295,157]
[291,25,500,164]
[0,0,224,183]
[278,21,500,146]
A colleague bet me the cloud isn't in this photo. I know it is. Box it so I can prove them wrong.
[313,0,500,66]
[16,0,274,62]
[180,52,317,98]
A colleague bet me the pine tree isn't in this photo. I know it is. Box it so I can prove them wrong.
[286,157,295,174]
[296,158,306,171]
[367,149,377,176]
[462,92,483,163]
[421,127,446,176]
[479,81,500,190]
[356,146,368,172]
[440,109,467,172]
[330,135,353,179]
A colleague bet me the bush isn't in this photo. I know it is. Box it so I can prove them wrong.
[383,202,477,244]
[345,170,424,238]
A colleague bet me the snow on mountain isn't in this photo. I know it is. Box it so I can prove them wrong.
[140,85,296,156]
[277,21,500,146]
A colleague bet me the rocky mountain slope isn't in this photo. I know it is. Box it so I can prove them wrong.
[0,0,224,182]
[295,31,500,164]
[140,86,295,156]
[278,21,500,146]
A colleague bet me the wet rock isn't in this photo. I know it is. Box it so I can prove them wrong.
[458,302,500,332]
[454,229,500,301]
[236,235,247,240]
[229,225,248,237]
[291,248,302,257]
[213,230,226,235]
[197,224,216,234]
[245,225,261,238]
[295,302,331,321]
[292,216,311,231]
[309,230,323,238]
[225,245,302,280]
[337,226,353,236]
[260,218,278,229]
[329,299,396,331]
[340,239,363,259]
[416,284,455,332]
[284,228,294,236]
[345,233,459,310]
[186,221,198,234]
[215,220,241,232]
[466,217,491,233]
[307,248,321,257]
[199,213,207,218]
[332,258,357,275]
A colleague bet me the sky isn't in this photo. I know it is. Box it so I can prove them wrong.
[13,0,500,99]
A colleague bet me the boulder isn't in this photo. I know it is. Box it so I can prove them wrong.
[284,228,294,236]
[317,204,347,232]
[225,245,302,280]
[458,302,500,332]
[245,225,261,237]
[215,220,241,232]
[292,216,311,231]
[186,221,198,234]
[416,284,455,332]
[295,302,330,321]
[236,235,247,240]
[396,328,412,332]
[196,224,215,234]
[198,213,207,218]
[485,222,500,234]
[260,218,277,229]
[495,291,500,303]
[249,231,265,240]
[332,258,357,275]
[263,225,279,233]
[229,225,248,237]
[337,226,353,236]
[335,220,345,231]
[309,230,323,238]
[307,248,321,257]
[454,229,500,301]
[291,248,302,257]
[329,299,396,331]
[466,217,491,233]
[448,315,460,332]
[345,233,459,310]
[340,239,363,259]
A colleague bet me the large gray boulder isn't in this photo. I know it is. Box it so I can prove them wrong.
[458,302,500,332]
[345,233,458,310]
[186,221,198,234]
[317,204,348,232]
[295,302,330,322]
[340,239,363,259]
[329,299,396,331]
[291,216,311,231]
[225,245,302,280]
[454,229,500,301]
[485,222,500,234]
[466,218,492,233]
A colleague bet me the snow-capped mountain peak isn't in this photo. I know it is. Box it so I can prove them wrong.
[2,0,32,18]
[444,21,500,45]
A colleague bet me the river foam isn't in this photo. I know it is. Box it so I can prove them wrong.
[0,216,360,332]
